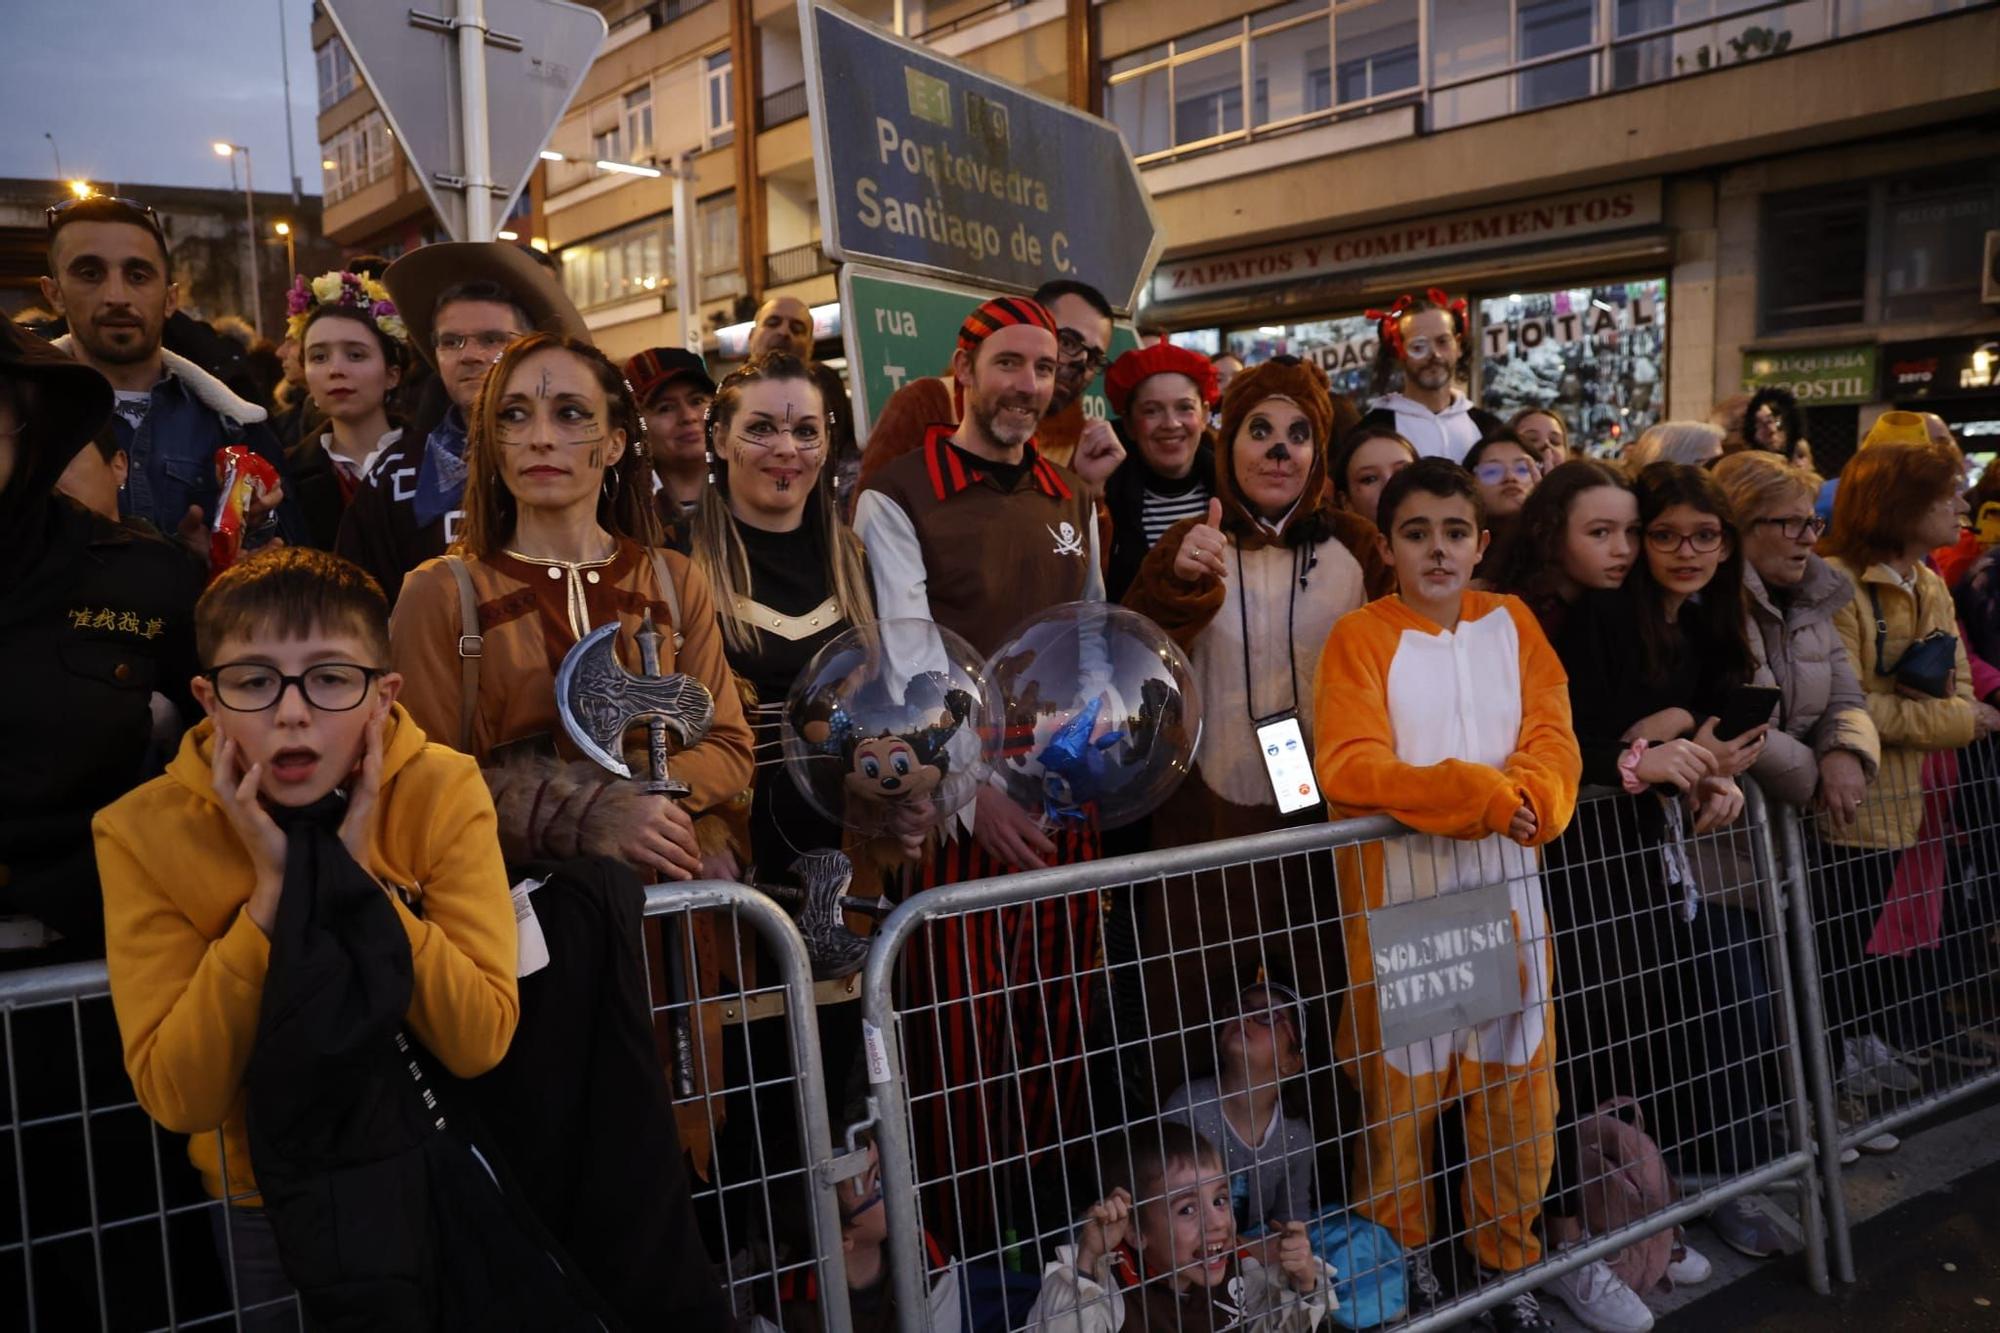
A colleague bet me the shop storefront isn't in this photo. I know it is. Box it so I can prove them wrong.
[1141,180,1671,449]
[1885,334,2000,439]
[1740,343,1879,475]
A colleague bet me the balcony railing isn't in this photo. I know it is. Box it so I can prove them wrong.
[765,242,834,287]
[759,82,808,131]
[1106,0,1989,169]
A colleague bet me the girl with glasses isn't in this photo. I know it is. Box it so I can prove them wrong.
[1532,462,1763,1326]
[1462,430,1541,585]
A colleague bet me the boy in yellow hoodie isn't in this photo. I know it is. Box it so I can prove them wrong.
[93,547,519,1321]
[1313,459,1580,1333]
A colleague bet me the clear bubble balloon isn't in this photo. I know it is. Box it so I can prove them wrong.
[782,619,988,839]
[983,602,1202,832]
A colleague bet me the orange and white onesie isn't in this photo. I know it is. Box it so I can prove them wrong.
[1311,592,1580,1272]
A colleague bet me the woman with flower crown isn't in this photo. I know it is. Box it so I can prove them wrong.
[283,270,410,548]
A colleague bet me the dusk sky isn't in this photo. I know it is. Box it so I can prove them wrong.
[2,0,324,197]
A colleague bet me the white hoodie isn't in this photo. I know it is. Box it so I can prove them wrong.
[1369,391,1483,464]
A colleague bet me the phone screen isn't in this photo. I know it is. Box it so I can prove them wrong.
[1256,716,1321,814]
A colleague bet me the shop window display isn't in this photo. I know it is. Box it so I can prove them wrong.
[1477,279,1667,454]
[1226,313,1378,401]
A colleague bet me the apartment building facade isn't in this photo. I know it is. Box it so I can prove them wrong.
[313,0,2000,462]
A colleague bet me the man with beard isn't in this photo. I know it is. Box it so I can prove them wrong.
[851,295,1110,1255]
[857,278,1124,493]
[40,196,300,560]
[1361,289,1499,463]
[333,241,586,605]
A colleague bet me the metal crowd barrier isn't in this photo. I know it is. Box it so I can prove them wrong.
[860,786,1829,1332]
[1769,732,2000,1286]
[0,883,849,1333]
[15,754,2000,1331]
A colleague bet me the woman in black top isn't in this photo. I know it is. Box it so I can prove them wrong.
[1531,463,1767,1320]
[688,353,878,1260]
[691,352,876,881]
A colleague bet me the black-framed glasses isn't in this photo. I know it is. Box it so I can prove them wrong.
[204,662,382,712]
[1753,514,1827,542]
[1645,526,1726,554]
[1056,328,1108,376]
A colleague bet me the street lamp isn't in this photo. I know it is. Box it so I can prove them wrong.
[274,221,296,283]
[213,141,263,337]
[69,180,93,199]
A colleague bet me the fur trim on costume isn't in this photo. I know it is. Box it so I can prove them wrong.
[52,334,269,428]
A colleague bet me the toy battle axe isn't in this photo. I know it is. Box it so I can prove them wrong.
[752,849,891,982]
[556,611,715,1096]
[557,611,715,797]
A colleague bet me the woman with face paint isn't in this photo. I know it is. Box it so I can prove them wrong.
[689,352,877,881]
[391,331,754,874]
[1123,355,1393,1090]
[686,353,881,1256]
[385,332,748,1326]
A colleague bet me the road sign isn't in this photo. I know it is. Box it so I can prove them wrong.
[839,264,1140,442]
[322,0,604,242]
[800,0,1161,315]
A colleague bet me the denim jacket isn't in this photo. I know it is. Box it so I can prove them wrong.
[58,337,301,542]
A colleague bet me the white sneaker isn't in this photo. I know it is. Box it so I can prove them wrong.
[1665,1237,1712,1285]
[1854,1034,1925,1092]
[1545,1257,1655,1333]
[1838,1095,1901,1155]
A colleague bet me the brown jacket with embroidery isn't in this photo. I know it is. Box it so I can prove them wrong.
[389,539,755,863]
[852,430,1104,659]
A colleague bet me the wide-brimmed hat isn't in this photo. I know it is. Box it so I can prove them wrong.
[1,315,113,476]
[383,241,588,367]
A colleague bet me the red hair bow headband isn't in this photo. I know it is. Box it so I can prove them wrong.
[1365,288,1470,359]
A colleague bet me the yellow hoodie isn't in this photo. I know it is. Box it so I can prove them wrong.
[92,703,519,1203]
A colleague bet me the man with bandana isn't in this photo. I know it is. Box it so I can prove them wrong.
[852,294,1109,1253]
[1360,288,1501,464]
[857,278,1125,495]
[334,242,587,606]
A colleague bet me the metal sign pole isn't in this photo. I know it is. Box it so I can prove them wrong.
[457,0,496,241]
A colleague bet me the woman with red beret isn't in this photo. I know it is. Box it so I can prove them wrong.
[1100,343,1221,601]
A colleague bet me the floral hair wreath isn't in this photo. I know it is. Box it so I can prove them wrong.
[1364,287,1469,360]
[285,270,408,345]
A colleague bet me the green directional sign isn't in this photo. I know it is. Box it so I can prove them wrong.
[840,263,1141,442]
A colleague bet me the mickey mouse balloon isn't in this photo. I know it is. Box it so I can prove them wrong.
[782,619,989,838]
[982,602,1202,832]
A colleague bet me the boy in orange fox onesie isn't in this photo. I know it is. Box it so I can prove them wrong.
[1312,459,1581,1330]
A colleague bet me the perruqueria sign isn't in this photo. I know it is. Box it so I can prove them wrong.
[1741,345,1877,406]
[1366,881,1528,1050]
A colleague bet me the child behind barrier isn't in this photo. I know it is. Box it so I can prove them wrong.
[759,1125,966,1333]
[92,547,528,1325]
[1313,459,1581,1333]
[1161,978,1407,1328]
[1026,1123,1332,1333]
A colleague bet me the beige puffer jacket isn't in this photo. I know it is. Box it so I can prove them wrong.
[1692,557,1881,907]
[1824,557,1975,850]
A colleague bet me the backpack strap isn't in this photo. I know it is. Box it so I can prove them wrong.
[648,547,685,653]
[444,555,483,753]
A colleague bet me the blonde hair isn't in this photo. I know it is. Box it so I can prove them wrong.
[1711,450,1822,524]
[1625,420,1723,473]
[693,353,874,655]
